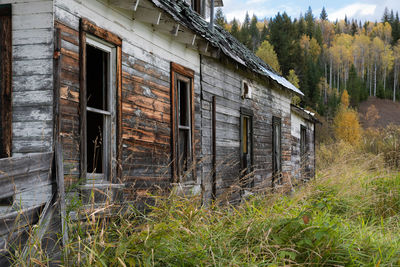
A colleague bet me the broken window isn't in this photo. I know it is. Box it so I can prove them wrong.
[240,108,253,189]
[272,116,282,184]
[0,4,12,158]
[171,63,195,183]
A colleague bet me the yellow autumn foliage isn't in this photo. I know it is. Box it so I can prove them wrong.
[340,89,350,108]
[334,109,362,146]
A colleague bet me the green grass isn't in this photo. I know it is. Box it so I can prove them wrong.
[57,142,400,266]
[12,141,400,266]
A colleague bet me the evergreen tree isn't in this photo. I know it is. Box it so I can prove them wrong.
[260,24,268,43]
[390,9,395,24]
[305,6,314,37]
[231,18,240,40]
[382,7,390,23]
[393,12,400,43]
[249,15,260,51]
[297,14,306,38]
[268,12,296,75]
[215,8,227,29]
[240,12,251,47]
[315,25,323,45]
[347,65,362,106]
[320,7,328,21]
[351,21,358,35]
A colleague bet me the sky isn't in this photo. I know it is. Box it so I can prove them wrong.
[222,0,400,22]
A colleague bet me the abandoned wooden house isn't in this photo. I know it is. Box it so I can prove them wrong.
[0,0,318,255]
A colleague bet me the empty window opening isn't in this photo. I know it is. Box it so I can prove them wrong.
[272,117,282,184]
[0,195,13,206]
[300,125,307,158]
[191,0,201,13]
[177,78,191,178]
[86,43,110,174]
[240,108,253,189]
[300,125,308,180]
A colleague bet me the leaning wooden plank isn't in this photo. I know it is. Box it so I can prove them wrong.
[0,152,52,180]
[56,141,68,249]
[0,204,44,248]
[20,193,55,263]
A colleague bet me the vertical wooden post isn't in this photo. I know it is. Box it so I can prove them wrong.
[0,4,12,158]
[56,141,69,250]
[116,46,123,183]
[79,20,87,180]
[212,96,217,200]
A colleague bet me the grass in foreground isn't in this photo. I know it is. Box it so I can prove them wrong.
[54,142,399,266]
[11,141,400,266]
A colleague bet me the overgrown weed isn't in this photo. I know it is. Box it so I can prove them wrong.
[9,131,400,266]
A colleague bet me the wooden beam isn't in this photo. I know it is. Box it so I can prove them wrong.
[175,31,197,46]
[133,0,140,11]
[133,6,162,25]
[198,41,209,53]
[0,4,12,158]
[81,18,122,46]
[172,24,180,36]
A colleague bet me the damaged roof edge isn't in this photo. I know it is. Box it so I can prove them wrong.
[291,104,321,124]
[150,0,304,96]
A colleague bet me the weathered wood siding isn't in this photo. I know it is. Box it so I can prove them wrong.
[200,56,293,200]
[290,112,315,182]
[1,0,54,157]
[54,0,202,197]
[0,152,53,259]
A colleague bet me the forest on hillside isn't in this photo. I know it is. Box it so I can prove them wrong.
[215,7,400,117]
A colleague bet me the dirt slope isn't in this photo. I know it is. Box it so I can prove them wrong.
[359,97,400,128]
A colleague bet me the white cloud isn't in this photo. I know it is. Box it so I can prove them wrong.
[246,0,269,5]
[329,3,376,21]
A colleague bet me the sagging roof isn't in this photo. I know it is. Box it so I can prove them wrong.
[291,104,321,124]
[150,0,304,96]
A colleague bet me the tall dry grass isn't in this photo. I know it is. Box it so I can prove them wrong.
[8,127,400,266]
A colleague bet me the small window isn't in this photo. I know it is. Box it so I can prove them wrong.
[191,0,201,13]
[240,108,253,189]
[241,80,252,99]
[272,116,282,184]
[300,125,307,158]
[0,4,12,158]
[171,63,195,183]
[300,125,308,180]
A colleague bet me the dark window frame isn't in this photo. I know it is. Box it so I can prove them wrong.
[240,107,254,189]
[272,116,282,185]
[79,18,123,182]
[171,62,195,183]
[0,4,12,158]
[191,0,201,13]
[300,125,307,157]
[300,125,308,180]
